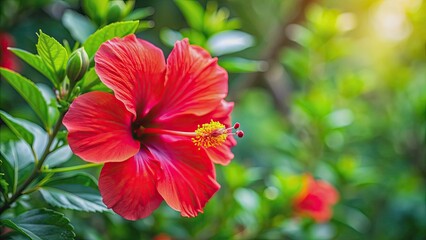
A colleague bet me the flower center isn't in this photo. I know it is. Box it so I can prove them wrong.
[137,120,244,149]
[192,120,228,149]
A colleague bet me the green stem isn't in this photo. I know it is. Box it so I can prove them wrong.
[1,191,8,203]
[22,172,54,195]
[30,146,39,166]
[0,114,65,215]
[42,163,103,173]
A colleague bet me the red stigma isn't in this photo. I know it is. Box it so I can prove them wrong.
[236,130,244,138]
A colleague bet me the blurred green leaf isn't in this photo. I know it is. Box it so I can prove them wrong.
[222,163,249,189]
[0,157,14,194]
[281,48,310,80]
[207,30,254,55]
[0,68,50,129]
[0,208,75,240]
[335,206,370,234]
[160,28,183,47]
[122,0,136,17]
[219,57,267,73]
[106,0,126,23]
[272,174,305,199]
[325,109,354,129]
[82,0,109,26]
[36,31,68,84]
[62,10,96,43]
[124,7,154,21]
[204,2,240,35]
[175,0,204,31]
[0,111,34,146]
[137,20,155,31]
[0,177,8,196]
[83,21,139,58]
[40,173,108,212]
[234,188,260,212]
[8,48,57,88]
[180,28,206,46]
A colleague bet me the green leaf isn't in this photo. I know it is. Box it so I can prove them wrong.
[36,31,68,84]
[207,30,254,56]
[62,10,96,43]
[8,48,57,87]
[79,67,110,92]
[122,0,136,17]
[137,20,155,31]
[0,141,34,169]
[160,28,183,47]
[0,68,50,129]
[83,21,139,58]
[0,116,48,163]
[0,141,34,194]
[0,159,10,194]
[44,145,72,167]
[219,57,267,73]
[0,208,75,240]
[234,188,260,212]
[0,178,8,195]
[175,0,204,31]
[40,173,107,212]
[82,0,109,26]
[0,111,34,146]
[86,81,110,92]
[37,84,60,129]
[180,28,206,46]
[124,7,154,21]
[79,67,99,90]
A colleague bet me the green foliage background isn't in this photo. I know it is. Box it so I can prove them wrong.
[1,0,425,239]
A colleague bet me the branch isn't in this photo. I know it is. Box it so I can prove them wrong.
[231,0,317,115]
[0,114,65,215]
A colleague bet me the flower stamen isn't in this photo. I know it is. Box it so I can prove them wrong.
[138,120,244,149]
[192,120,244,149]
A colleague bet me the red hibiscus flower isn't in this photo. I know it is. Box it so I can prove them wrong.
[0,32,19,71]
[293,174,339,223]
[63,35,243,220]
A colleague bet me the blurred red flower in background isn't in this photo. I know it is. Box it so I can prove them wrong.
[0,33,19,71]
[293,174,339,222]
[63,35,242,220]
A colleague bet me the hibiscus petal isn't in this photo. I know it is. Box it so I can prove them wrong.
[315,180,339,204]
[63,91,139,163]
[152,100,236,165]
[155,39,228,121]
[147,138,220,217]
[203,101,236,165]
[154,100,233,132]
[99,148,163,220]
[95,34,166,119]
[205,136,236,165]
[297,194,332,223]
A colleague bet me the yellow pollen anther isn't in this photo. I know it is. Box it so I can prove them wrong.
[192,120,227,149]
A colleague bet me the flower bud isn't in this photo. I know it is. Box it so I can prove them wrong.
[66,47,89,83]
[107,1,126,22]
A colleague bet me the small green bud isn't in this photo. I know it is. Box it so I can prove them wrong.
[66,47,89,83]
[107,1,126,22]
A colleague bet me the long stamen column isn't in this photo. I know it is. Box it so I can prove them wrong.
[137,120,244,149]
